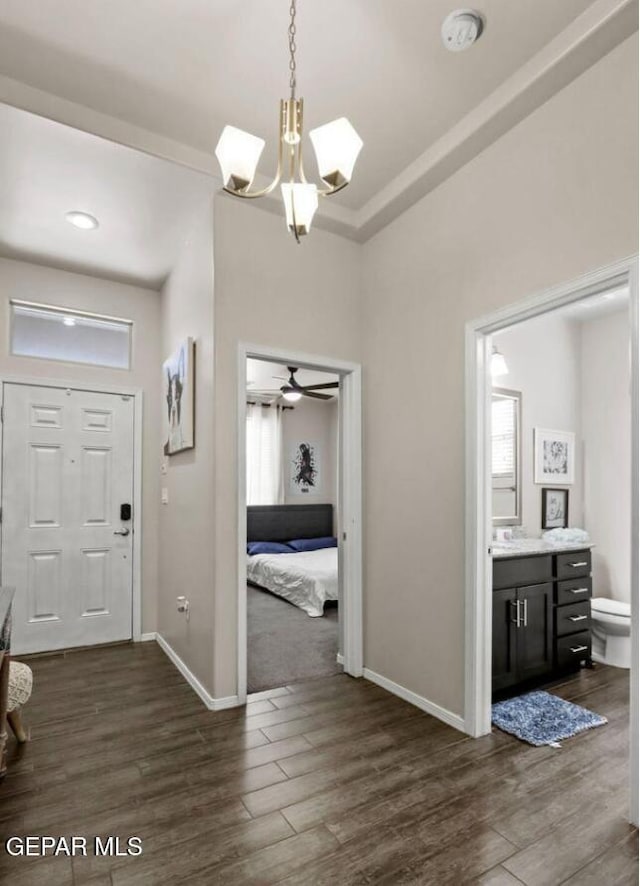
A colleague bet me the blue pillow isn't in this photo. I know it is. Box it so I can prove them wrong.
[247,541,293,555]
[287,536,337,552]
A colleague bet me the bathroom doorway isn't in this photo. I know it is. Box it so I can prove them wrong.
[465,257,639,826]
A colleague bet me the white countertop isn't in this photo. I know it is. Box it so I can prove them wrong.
[492,538,594,559]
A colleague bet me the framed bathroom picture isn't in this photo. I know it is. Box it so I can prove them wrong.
[541,488,569,529]
[534,427,575,484]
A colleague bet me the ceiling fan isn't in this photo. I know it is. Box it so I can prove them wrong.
[279,366,339,402]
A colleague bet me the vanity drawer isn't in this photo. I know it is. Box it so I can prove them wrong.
[555,550,591,580]
[493,555,553,591]
[555,601,591,637]
[556,577,592,606]
[556,631,591,668]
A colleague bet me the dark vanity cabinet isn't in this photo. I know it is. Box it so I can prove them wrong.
[492,549,592,696]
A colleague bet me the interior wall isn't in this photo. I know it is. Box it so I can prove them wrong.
[493,313,583,535]
[158,200,216,692]
[580,308,631,603]
[282,397,338,512]
[0,255,161,633]
[361,36,638,718]
[213,196,361,698]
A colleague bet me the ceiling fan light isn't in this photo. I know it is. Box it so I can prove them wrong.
[309,117,363,188]
[281,183,319,236]
[215,125,265,191]
[281,388,303,402]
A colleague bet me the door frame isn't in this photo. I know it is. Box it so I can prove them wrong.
[0,374,144,643]
[237,343,363,704]
[464,255,639,826]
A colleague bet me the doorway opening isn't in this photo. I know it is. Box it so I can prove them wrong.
[465,257,639,826]
[245,359,341,693]
[237,344,362,704]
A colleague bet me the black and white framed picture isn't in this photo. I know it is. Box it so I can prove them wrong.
[289,441,321,495]
[541,488,569,529]
[534,427,575,484]
[163,337,195,455]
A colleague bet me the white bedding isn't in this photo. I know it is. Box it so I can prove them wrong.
[247,548,338,617]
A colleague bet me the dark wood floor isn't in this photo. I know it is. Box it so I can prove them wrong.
[0,642,636,885]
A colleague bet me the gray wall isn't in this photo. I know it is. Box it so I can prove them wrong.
[361,37,638,717]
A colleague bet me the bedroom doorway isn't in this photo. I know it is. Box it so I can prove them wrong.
[237,345,363,702]
[246,360,341,693]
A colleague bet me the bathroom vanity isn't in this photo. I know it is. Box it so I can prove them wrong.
[492,541,593,697]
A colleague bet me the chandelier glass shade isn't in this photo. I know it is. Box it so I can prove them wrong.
[214,1,362,241]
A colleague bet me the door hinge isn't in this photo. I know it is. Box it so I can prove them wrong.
[0,405,3,423]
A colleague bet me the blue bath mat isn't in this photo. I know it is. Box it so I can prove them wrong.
[492,690,607,747]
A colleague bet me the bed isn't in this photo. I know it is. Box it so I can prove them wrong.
[247,504,338,617]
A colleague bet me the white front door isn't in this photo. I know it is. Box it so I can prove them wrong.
[1,383,135,654]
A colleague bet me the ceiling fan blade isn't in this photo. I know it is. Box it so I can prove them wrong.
[298,381,340,391]
[303,390,333,401]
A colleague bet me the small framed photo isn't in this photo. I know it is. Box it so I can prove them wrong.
[534,427,575,485]
[542,488,569,529]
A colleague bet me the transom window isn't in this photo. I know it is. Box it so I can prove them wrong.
[10,301,132,370]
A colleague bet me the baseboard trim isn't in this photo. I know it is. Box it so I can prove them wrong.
[336,653,344,665]
[138,632,157,642]
[363,667,465,733]
[155,633,240,711]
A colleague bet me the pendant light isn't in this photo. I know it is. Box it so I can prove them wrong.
[214,0,363,242]
[491,347,509,378]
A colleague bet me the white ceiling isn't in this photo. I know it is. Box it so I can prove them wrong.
[0,103,216,287]
[0,0,634,241]
[247,359,339,400]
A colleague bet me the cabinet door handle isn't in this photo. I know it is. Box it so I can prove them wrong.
[510,600,521,627]
[522,598,528,628]
[569,614,588,622]
[570,588,590,595]
[570,645,589,653]
[569,561,588,568]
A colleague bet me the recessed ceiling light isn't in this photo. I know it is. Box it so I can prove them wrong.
[65,211,99,230]
[63,317,76,327]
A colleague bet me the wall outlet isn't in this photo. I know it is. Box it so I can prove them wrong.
[161,487,169,504]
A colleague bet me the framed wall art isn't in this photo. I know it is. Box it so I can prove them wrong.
[163,337,195,455]
[534,427,575,485]
[541,488,569,529]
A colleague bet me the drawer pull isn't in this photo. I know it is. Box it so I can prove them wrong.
[569,614,588,622]
[568,561,588,568]
[570,645,589,654]
[570,588,590,595]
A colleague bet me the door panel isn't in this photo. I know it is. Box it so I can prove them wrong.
[2,383,134,654]
[517,582,553,682]
[492,588,518,692]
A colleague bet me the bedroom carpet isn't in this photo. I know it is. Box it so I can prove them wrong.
[247,584,341,693]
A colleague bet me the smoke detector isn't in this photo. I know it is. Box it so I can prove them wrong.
[442,9,484,52]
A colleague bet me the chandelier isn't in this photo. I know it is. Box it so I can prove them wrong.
[214,0,363,242]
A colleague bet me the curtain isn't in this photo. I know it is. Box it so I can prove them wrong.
[246,404,284,505]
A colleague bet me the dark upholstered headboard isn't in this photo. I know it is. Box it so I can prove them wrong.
[247,504,333,543]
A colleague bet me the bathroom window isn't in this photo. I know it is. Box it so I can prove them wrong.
[491,396,515,476]
[10,301,132,370]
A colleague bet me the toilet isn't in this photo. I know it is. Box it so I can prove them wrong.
[590,597,632,669]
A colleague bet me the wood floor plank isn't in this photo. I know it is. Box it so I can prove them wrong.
[0,646,634,886]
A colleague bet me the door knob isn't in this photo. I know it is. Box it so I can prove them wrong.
[113,527,130,536]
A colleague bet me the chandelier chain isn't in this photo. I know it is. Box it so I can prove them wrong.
[288,0,297,98]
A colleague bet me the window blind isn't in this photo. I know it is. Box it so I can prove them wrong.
[492,398,515,476]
